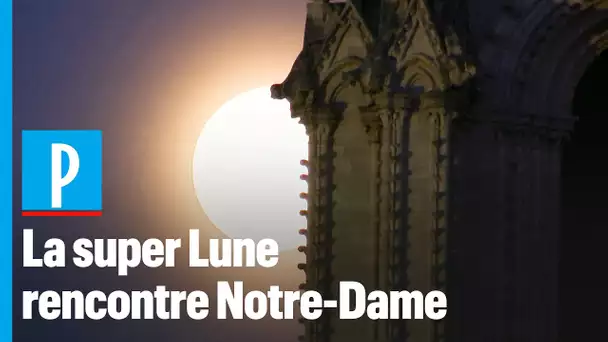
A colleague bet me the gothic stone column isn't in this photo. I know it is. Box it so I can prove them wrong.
[404,92,450,342]
[296,106,342,342]
[448,111,572,342]
[360,99,409,342]
[360,90,452,342]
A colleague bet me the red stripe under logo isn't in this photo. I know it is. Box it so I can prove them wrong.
[21,211,102,217]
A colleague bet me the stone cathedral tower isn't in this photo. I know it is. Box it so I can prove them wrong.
[271,1,608,342]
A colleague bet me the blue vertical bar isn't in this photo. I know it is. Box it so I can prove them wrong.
[0,0,12,340]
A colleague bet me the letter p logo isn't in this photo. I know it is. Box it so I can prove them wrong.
[22,130,102,216]
[51,143,80,208]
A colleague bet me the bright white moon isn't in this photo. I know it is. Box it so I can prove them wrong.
[193,86,308,251]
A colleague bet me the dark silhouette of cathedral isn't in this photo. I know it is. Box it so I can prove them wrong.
[271,1,608,341]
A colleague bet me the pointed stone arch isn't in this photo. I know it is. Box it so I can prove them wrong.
[315,2,373,82]
[315,56,366,105]
[517,6,608,121]
[398,53,450,91]
[478,0,608,121]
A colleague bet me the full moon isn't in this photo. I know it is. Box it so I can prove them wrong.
[193,87,308,251]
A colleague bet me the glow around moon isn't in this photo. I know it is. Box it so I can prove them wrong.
[193,87,308,251]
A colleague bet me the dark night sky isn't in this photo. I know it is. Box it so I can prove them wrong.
[14,1,307,341]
